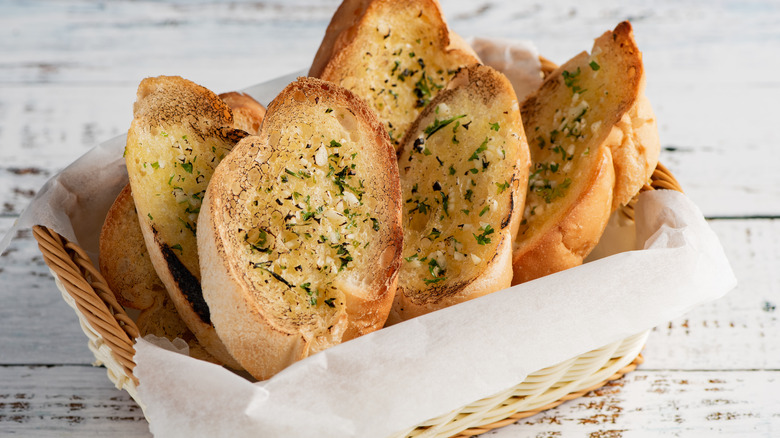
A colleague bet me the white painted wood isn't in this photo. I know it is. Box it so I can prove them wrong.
[2,367,778,437]
[1,0,778,435]
[643,219,780,371]
[0,365,150,437]
[488,371,780,437]
[0,0,779,216]
[0,219,95,365]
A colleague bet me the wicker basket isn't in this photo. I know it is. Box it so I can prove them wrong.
[32,162,681,437]
[31,55,682,437]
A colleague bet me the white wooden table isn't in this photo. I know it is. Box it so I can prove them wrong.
[1,0,778,436]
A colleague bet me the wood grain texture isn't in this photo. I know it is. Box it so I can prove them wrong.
[0,0,777,436]
[487,371,780,437]
[0,1,778,216]
[0,365,149,437]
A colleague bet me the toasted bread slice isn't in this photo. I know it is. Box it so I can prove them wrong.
[98,184,219,364]
[389,65,530,323]
[512,22,660,284]
[136,293,220,363]
[312,0,480,150]
[124,75,247,369]
[218,91,266,135]
[99,184,168,311]
[199,78,402,378]
[198,78,403,380]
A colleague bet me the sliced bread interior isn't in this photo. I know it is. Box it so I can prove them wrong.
[390,64,530,323]
[513,21,660,284]
[312,0,480,150]
[198,77,403,380]
[124,75,247,369]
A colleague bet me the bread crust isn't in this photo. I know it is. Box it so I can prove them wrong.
[512,21,659,284]
[99,184,219,364]
[390,64,529,322]
[199,77,402,380]
[512,147,614,284]
[310,0,479,78]
[218,91,266,135]
[100,184,164,310]
[313,0,480,150]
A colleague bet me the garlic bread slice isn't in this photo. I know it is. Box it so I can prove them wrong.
[125,75,247,369]
[100,184,167,311]
[99,184,220,364]
[313,0,480,150]
[513,21,660,284]
[218,91,266,135]
[391,65,530,322]
[199,78,403,380]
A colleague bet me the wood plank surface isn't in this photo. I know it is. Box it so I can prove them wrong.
[2,367,777,437]
[489,371,780,437]
[0,0,779,216]
[0,365,150,437]
[1,0,777,436]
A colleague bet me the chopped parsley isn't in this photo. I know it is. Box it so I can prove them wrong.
[423,114,467,139]
[473,224,495,245]
[469,137,489,161]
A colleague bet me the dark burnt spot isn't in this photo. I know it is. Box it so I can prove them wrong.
[159,243,211,324]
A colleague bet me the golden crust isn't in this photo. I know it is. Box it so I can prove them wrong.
[100,184,164,310]
[512,21,659,284]
[218,91,266,135]
[133,75,233,133]
[199,77,402,380]
[98,184,220,364]
[512,147,614,284]
[313,0,480,150]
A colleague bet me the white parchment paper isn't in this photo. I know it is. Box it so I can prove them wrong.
[1,38,736,438]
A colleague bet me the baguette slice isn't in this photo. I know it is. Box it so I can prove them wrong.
[390,64,530,323]
[199,77,403,380]
[99,184,169,311]
[513,21,660,284]
[124,75,247,369]
[99,185,220,364]
[218,91,266,135]
[312,0,480,150]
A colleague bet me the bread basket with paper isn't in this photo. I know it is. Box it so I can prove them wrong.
[7,1,736,437]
